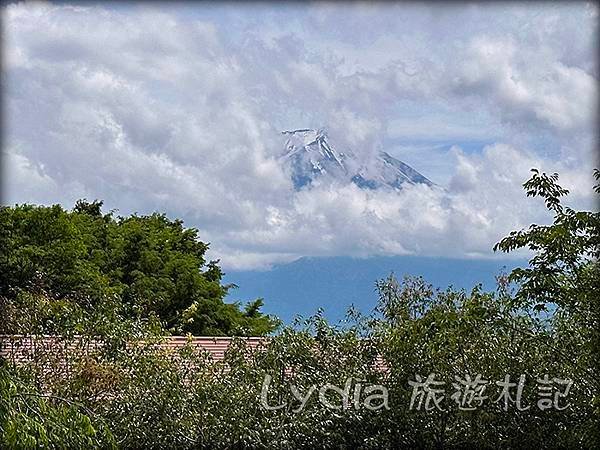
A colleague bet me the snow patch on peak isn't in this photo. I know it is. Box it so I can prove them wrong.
[280,128,433,190]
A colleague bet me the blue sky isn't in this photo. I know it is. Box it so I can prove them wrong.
[2,2,597,316]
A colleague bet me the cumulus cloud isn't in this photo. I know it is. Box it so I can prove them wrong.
[450,35,597,134]
[212,142,593,270]
[2,2,597,270]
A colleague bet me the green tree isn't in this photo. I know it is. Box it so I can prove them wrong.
[0,200,277,336]
[494,168,600,444]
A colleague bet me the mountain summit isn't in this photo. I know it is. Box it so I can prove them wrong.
[280,129,433,190]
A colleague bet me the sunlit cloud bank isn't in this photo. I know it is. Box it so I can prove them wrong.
[3,2,597,269]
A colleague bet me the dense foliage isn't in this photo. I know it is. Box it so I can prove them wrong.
[0,360,115,449]
[0,200,278,336]
[1,169,598,448]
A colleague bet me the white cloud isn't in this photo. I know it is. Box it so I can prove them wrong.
[451,35,597,133]
[2,2,597,270]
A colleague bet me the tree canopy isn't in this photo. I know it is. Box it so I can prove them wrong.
[0,200,278,336]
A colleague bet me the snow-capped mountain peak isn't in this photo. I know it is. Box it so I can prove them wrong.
[280,128,433,190]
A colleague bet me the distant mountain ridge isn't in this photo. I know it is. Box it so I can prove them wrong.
[280,129,433,190]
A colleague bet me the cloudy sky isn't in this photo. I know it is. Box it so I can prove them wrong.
[3,1,598,270]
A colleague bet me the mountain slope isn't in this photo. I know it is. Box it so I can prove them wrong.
[280,129,433,190]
